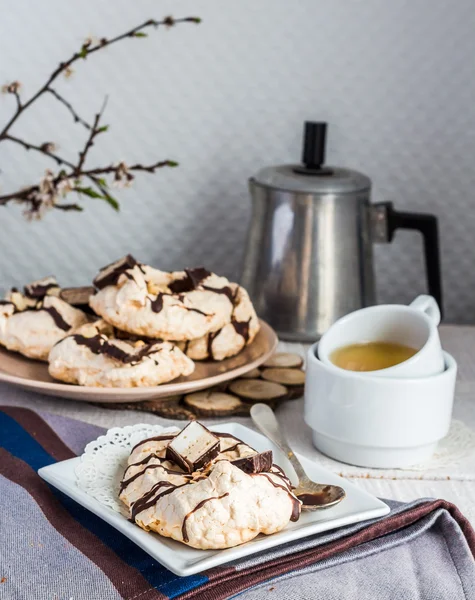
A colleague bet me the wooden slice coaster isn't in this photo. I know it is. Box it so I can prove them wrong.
[228,379,288,404]
[184,391,248,417]
[240,368,262,379]
[261,368,306,386]
[262,352,303,369]
[150,399,196,420]
[286,385,305,400]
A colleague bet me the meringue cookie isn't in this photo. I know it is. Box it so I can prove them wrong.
[48,320,195,387]
[89,262,235,341]
[179,284,260,361]
[0,279,88,361]
[120,430,300,549]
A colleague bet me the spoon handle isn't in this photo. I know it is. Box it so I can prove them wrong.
[250,403,308,484]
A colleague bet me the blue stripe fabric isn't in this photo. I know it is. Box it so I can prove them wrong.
[0,410,208,599]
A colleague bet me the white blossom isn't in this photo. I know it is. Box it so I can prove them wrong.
[112,161,134,189]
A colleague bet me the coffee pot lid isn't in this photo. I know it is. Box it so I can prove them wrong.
[251,122,371,194]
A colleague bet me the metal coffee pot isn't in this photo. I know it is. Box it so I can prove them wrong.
[241,122,443,342]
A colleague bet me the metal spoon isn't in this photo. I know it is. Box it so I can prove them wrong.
[250,403,346,510]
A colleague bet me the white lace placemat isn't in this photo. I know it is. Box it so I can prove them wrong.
[309,419,475,482]
[75,423,179,514]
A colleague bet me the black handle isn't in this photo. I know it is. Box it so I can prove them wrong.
[302,122,327,169]
[385,202,443,318]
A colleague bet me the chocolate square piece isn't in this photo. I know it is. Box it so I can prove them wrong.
[231,450,273,474]
[93,255,138,290]
[166,421,220,473]
[60,286,95,306]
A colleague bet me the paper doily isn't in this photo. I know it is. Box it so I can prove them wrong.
[409,419,475,472]
[313,419,475,481]
[75,423,179,513]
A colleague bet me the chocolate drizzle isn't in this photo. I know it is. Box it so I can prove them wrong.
[168,267,211,294]
[149,292,209,317]
[120,463,190,493]
[72,334,161,365]
[1,297,71,329]
[93,254,138,290]
[185,306,208,316]
[131,434,177,453]
[73,334,130,361]
[181,493,230,542]
[253,473,300,522]
[123,271,136,282]
[220,442,246,454]
[202,285,234,303]
[41,306,71,331]
[270,464,290,481]
[24,280,58,299]
[150,293,165,313]
[132,343,163,363]
[130,481,176,521]
[125,453,162,472]
[207,330,219,360]
[114,329,162,344]
[232,318,251,342]
[131,481,189,521]
[0,300,14,308]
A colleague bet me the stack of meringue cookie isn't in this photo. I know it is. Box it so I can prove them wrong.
[0,255,260,388]
[120,421,301,549]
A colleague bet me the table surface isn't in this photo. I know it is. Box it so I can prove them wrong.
[2,324,474,523]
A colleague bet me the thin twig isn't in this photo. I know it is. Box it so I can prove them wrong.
[13,90,21,111]
[82,160,178,177]
[75,96,108,175]
[47,88,91,130]
[0,190,27,205]
[0,16,199,139]
[3,134,74,167]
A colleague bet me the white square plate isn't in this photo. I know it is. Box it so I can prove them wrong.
[38,422,389,576]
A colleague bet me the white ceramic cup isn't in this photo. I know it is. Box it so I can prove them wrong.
[304,344,457,468]
[318,295,444,378]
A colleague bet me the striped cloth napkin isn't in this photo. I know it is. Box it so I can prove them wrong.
[1,405,474,600]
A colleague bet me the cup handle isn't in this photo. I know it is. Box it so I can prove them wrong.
[409,295,441,326]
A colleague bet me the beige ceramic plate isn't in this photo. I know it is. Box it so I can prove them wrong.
[0,320,278,403]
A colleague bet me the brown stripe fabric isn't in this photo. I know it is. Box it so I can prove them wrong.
[0,405,75,462]
[0,448,165,600]
[181,499,475,600]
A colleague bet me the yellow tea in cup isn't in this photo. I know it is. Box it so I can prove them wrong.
[330,341,418,372]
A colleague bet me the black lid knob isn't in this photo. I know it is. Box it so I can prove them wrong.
[302,121,327,169]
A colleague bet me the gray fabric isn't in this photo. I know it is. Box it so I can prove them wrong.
[238,508,475,599]
[232,499,412,570]
[239,510,475,600]
[0,474,122,600]
[2,405,474,599]
[38,409,105,455]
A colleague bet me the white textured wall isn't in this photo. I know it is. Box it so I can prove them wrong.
[0,0,474,321]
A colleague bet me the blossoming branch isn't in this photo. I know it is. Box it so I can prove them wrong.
[0,15,200,219]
